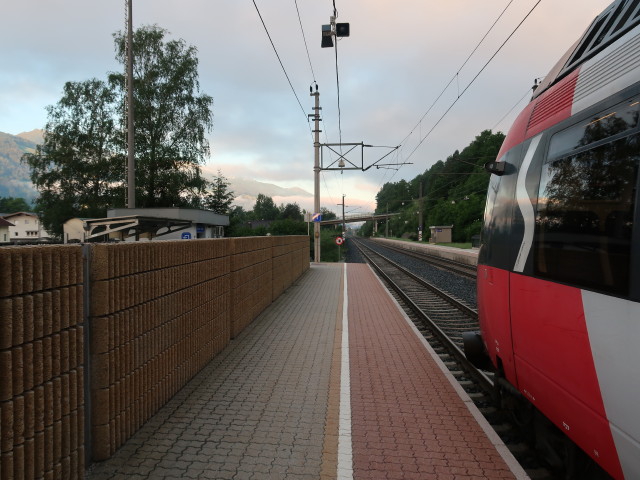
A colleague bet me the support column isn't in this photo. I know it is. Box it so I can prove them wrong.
[311,88,321,262]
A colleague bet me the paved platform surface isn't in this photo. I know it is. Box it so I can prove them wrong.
[87,263,526,479]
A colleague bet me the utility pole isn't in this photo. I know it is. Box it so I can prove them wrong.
[338,194,346,237]
[126,0,135,208]
[385,203,389,238]
[418,181,424,242]
[311,86,321,262]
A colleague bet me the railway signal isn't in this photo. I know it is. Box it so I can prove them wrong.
[321,16,350,48]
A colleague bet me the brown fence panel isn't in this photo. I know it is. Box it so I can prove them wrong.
[88,239,230,460]
[0,245,84,480]
[1,235,310,474]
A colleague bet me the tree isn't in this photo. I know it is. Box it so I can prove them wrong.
[23,79,123,236]
[111,25,213,208]
[23,25,214,236]
[0,197,32,213]
[367,130,505,241]
[204,169,235,214]
[252,194,279,220]
[270,218,307,235]
[279,202,303,221]
[320,207,337,222]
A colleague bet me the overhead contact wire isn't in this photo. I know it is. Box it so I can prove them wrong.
[252,0,309,128]
[406,0,542,162]
[294,0,316,83]
[398,0,516,148]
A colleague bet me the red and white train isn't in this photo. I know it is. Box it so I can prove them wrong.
[465,1,640,478]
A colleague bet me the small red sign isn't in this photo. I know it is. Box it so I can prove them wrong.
[335,237,344,245]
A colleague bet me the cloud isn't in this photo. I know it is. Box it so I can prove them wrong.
[0,0,613,211]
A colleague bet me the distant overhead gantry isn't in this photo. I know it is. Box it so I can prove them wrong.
[320,212,399,226]
[320,143,409,172]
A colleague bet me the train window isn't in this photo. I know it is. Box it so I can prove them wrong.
[612,0,640,35]
[591,1,627,50]
[548,99,640,159]
[563,0,640,78]
[567,14,608,68]
[534,134,639,295]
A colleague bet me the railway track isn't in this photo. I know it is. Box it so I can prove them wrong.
[351,237,557,480]
[369,238,477,279]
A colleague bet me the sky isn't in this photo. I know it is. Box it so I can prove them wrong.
[1,0,613,217]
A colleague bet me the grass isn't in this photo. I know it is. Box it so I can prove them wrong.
[436,242,473,249]
[375,236,474,249]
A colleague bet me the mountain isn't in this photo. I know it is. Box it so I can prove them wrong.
[17,129,44,145]
[222,176,312,211]
[0,130,41,200]
[0,131,312,210]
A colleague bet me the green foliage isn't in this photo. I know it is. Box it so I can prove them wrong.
[23,79,124,236]
[279,202,303,221]
[227,194,345,244]
[111,25,213,208]
[203,169,235,214]
[270,218,307,235]
[252,193,279,221]
[368,130,505,242]
[320,207,337,221]
[0,197,32,213]
[22,25,215,236]
[309,229,342,262]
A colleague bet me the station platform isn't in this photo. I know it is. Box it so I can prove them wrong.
[87,263,527,480]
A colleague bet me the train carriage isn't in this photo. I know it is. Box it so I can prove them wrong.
[465,1,640,478]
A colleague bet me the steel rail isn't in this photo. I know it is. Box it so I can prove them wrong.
[354,239,494,393]
[370,239,477,279]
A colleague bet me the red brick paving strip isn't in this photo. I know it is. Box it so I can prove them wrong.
[347,264,518,480]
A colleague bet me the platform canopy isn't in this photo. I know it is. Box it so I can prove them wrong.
[85,208,229,240]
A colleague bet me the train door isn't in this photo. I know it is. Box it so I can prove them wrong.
[477,145,522,386]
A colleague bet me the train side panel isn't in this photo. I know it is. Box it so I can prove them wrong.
[475,5,640,476]
[510,274,623,478]
[476,265,513,382]
[582,292,640,480]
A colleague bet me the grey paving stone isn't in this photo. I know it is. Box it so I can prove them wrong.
[87,265,342,479]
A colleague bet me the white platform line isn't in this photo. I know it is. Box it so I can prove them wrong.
[337,264,353,479]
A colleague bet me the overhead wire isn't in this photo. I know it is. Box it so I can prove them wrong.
[293,0,342,207]
[369,0,519,211]
[252,0,309,129]
[254,0,343,212]
[491,84,536,131]
[398,0,516,149]
[334,36,344,152]
[404,0,543,163]
[331,0,345,213]
[294,0,316,83]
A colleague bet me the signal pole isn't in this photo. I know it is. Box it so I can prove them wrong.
[311,86,321,262]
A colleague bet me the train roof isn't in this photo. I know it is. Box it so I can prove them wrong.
[533,0,640,100]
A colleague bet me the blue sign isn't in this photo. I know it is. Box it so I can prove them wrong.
[312,213,322,222]
[196,224,205,233]
[181,232,192,239]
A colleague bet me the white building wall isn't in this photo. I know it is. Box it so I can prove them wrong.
[0,227,10,244]
[3,213,52,242]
